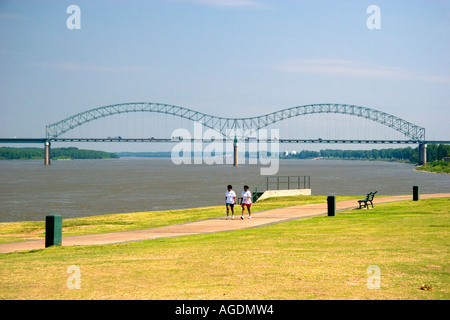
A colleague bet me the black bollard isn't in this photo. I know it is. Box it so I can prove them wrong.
[45,215,62,247]
[413,186,420,201]
[327,196,336,216]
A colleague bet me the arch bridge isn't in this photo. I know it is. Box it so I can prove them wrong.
[1,102,439,166]
[45,102,426,141]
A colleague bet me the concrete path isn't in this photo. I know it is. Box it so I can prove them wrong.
[1,193,448,253]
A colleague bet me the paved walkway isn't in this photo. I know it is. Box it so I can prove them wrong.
[1,193,449,253]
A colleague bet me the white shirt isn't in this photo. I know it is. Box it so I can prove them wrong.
[241,190,252,204]
[225,190,236,204]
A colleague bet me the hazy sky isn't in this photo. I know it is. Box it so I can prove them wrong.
[0,0,449,151]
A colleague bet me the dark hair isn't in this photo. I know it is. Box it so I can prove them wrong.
[244,185,249,189]
[227,185,232,189]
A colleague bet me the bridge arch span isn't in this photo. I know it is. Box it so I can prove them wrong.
[46,102,425,140]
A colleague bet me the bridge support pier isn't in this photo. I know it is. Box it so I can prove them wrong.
[419,143,427,165]
[44,141,51,165]
[233,137,238,167]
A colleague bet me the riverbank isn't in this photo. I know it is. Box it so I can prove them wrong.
[0,196,448,299]
[0,195,358,243]
[1,193,448,254]
[415,160,450,174]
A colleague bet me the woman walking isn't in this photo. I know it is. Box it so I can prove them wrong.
[225,185,236,220]
[241,185,252,220]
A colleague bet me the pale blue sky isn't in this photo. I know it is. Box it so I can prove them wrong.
[0,0,449,151]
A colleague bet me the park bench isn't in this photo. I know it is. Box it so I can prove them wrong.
[358,191,377,209]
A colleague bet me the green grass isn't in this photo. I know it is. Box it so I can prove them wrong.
[0,195,360,243]
[416,160,450,174]
[0,198,448,300]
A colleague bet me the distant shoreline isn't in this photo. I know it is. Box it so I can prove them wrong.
[0,146,118,160]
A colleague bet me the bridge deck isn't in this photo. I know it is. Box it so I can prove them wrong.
[3,138,448,144]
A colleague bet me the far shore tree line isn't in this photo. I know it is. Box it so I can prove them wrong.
[281,144,450,164]
[1,145,449,165]
[0,147,119,160]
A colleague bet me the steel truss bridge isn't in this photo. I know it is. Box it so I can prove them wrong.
[45,102,426,141]
[1,102,448,165]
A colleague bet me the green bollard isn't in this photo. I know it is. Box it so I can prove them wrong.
[327,196,336,216]
[413,186,420,201]
[45,215,62,247]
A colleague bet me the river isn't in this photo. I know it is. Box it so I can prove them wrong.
[0,158,448,222]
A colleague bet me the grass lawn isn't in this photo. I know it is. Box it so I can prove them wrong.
[0,195,360,243]
[0,197,448,300]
